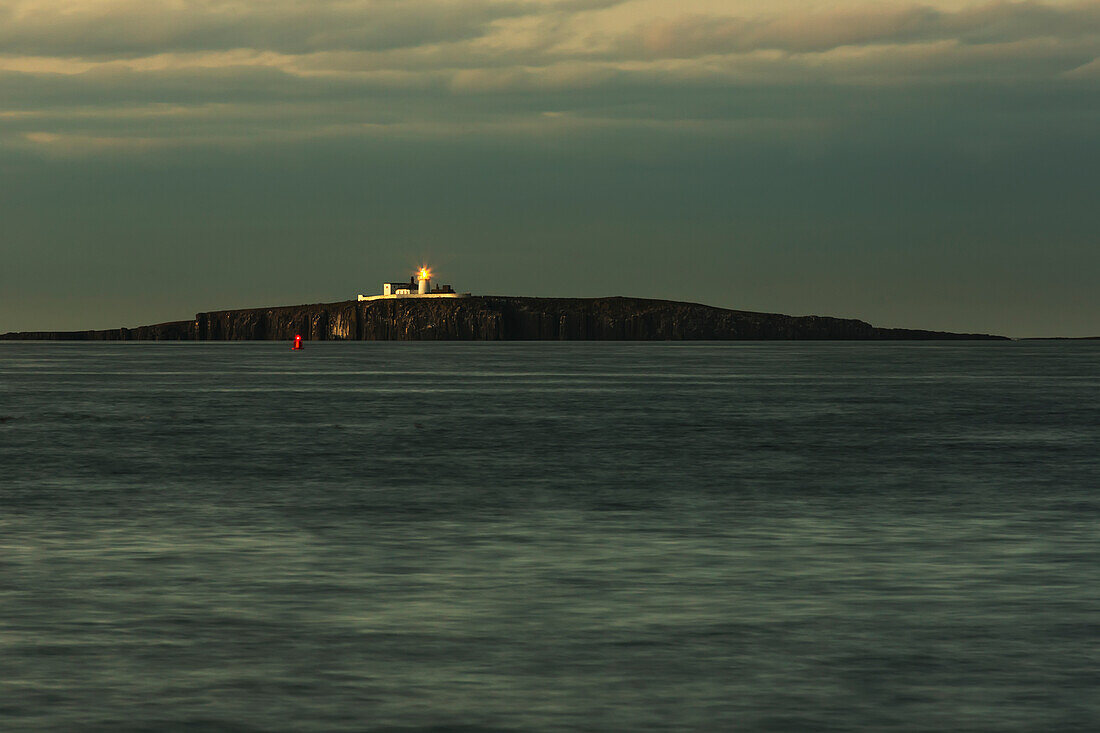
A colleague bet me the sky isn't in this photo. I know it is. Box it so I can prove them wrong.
[0,0,1097,337]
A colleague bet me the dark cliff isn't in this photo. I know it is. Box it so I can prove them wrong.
[1,296,1006,341]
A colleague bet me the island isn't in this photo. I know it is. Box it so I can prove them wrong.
[1,296,1006,340]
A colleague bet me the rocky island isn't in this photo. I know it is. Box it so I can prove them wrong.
[1,296,1005,340]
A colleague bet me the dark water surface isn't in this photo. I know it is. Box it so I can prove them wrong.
[2,342,1098,732]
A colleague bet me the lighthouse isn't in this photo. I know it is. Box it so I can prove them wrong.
[357,266,464,301]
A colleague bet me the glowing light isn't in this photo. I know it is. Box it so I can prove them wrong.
[417,267,432,281]
[292,334,303,350]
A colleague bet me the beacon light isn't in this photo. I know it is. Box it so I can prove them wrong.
[291,334,303,350]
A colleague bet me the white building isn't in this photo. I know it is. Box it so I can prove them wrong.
[358,267,468,302]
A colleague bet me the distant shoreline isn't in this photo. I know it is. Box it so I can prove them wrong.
[1,295,1009,341]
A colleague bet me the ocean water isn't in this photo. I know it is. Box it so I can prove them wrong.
[1,341,1099,732]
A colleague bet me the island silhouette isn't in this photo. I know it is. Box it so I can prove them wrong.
[1,296,1006,340]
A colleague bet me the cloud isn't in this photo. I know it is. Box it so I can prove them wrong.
[622,2,1100,58]
[0,0,1096,154]
[2,1,1096,61]
[1064,54,1100,75]
[0,0,623,57]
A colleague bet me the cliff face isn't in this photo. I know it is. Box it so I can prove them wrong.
[194,296,1005,340]
[1,297,1006,340]
[196,298,504,341]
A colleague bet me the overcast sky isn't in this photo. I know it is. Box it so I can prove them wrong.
[1,0,1097,336]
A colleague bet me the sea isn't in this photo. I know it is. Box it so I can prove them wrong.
[1,341,1098,732]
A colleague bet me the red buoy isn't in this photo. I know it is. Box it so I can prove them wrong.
[291,334,303,350]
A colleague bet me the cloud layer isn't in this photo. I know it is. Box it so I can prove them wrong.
[0,0,1096,150]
